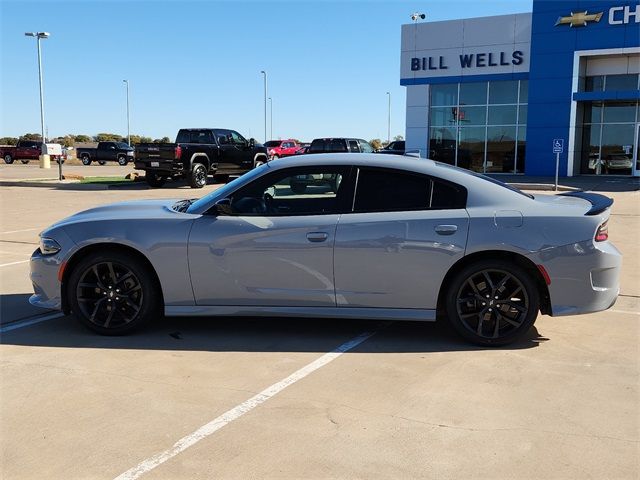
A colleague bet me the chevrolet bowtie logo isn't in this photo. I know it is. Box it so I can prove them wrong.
[555,11,603,27]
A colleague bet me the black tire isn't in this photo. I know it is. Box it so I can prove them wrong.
[189,163,207,188]
[3,154,13,164]
[98,160,106,166]
[445,260,539,346]
[146,172,167,188]
[67,250,161,335]
[289,181,307,194]
[118,155,128,166]
[20,159,30,164]
[81,155,92,166]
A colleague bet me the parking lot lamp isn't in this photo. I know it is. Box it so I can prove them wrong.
[25,31,51,171]
[269,97,273,140]
[386,91,391,145]
[123,80,130,146]
[260,71,268,142]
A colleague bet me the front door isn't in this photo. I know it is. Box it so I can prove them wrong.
[188,165,352,306]
[333,167,469,309]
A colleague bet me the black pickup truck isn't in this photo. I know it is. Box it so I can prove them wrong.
[76,141,134,166]
[134,128,269,188]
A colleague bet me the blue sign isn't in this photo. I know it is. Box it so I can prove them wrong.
[553,139,564,154]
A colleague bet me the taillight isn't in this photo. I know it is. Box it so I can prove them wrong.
[595,221,608,242]
[175,145,182,159]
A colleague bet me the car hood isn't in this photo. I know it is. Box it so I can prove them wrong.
[46,199,185,230]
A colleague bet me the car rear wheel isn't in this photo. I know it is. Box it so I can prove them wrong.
[3,154,13,164]
[146,172,167,188]
[81,155,91,166]
[98,160,106,166]
[20,159,29,164]
[189,163,207,188]
[254,157,266,168]
[68,251,160,335]
[445,260,539,346]
[118,156,128,166]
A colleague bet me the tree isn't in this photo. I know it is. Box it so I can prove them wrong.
[74,135,92,143]
[369,139,383,150]
[393,135,404,141]
[153,137,171,143]
[21,133,42,141]
[95,133,124,142]
[0,137,18,145]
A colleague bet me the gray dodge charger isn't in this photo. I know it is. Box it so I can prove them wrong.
[30,154,621,345]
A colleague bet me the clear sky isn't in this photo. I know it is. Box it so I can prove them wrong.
[1,0,532,143]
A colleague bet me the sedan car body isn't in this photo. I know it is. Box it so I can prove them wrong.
[30,154,621,345]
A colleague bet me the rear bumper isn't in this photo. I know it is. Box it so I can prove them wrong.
[531,240,622,316]
[135,160,184,175]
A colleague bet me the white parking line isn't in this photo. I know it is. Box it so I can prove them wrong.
[0,312,64,334]
[114,330,377,480]
[0,259,29,268]
[0,228,40,235]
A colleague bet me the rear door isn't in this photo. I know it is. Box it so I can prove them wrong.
[333,167,469,309]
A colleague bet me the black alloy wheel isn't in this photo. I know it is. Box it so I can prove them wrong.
[3,154,13,164]
[69,252,159,334]
[189,163,207,188]
[81,155,91,165]
[118,156,128,166]
[446,260,539,346]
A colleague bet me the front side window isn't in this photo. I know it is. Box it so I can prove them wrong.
[230,131,246,145]
[227,166,351,216]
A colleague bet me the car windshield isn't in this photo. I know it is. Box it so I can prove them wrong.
[264,141,282,147]
[434,162,534,199]
[116,142,130,149]
[186,165,269,214]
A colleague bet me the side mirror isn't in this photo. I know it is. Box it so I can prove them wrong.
[212,198,234,216]
[249,138,255,148]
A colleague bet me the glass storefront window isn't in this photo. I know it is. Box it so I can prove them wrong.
[428,79,527,173]
[486,126,516,173]
[602,102,637,123]
[459,82,487,105]
[583,102,603,124]
[489,80,518,104]
[429,127,456,165]
[488,105,517,125]
[457,106,486,125]
[605,74,639,91]
[600,124,635,174]
[585,76,604,92]
[430,84,458,106]
[457,127,486,172]
[580,124,602,174]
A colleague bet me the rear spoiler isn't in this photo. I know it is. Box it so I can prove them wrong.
[559,191,614,216]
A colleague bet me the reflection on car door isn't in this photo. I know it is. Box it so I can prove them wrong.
[333,167,469,309]
[188,166,352,306]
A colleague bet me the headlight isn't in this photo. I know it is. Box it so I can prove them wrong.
[40,237,61,255]
[127,151,134,156]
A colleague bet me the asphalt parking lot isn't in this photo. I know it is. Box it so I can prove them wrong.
[1,165,639,479]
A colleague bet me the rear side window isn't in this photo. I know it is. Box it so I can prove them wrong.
[309,140,326,152]
[190,130,213,144]
[329,139,347,152]
[348,140,360,152]
[353,168,466,212]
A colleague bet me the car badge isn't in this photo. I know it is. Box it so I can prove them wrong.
[555,11,603,27]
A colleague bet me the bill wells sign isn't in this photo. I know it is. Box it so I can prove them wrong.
[411,50,524,71]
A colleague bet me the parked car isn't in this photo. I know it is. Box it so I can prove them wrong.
[30,154,621,346]
[76,142,134,166]
[294,143,311,155]
[307,138,375,154]
[134,128,269,188]
[264,139,299,159]
[376,140,405,155]
[1,140,64,164]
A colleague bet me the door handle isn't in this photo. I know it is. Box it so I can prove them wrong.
[435,224,458,235]
[306,232,329,242]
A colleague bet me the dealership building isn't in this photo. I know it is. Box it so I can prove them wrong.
[401,0,640,177]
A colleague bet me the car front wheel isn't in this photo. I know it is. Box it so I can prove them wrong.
[81,155,91,165]
[445,260,539,346]
[118,156,128,166]
[3,154,13,164]
[68,251,160,335]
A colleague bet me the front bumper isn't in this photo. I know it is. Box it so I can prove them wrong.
[29,247,64,310]
[532,239,622,316]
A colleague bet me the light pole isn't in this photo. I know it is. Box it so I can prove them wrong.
[260,70,268,142]
[25,31,51,172]
[123,80,130,146]
[268,97,273,140]
[386,91,391,145]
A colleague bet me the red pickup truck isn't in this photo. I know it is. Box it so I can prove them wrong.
[1,140,65,164]
[264,139,299,159]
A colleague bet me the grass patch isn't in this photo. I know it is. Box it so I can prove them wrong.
[80,176,132,185]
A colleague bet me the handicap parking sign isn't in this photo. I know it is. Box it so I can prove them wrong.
[553,139,564,154]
